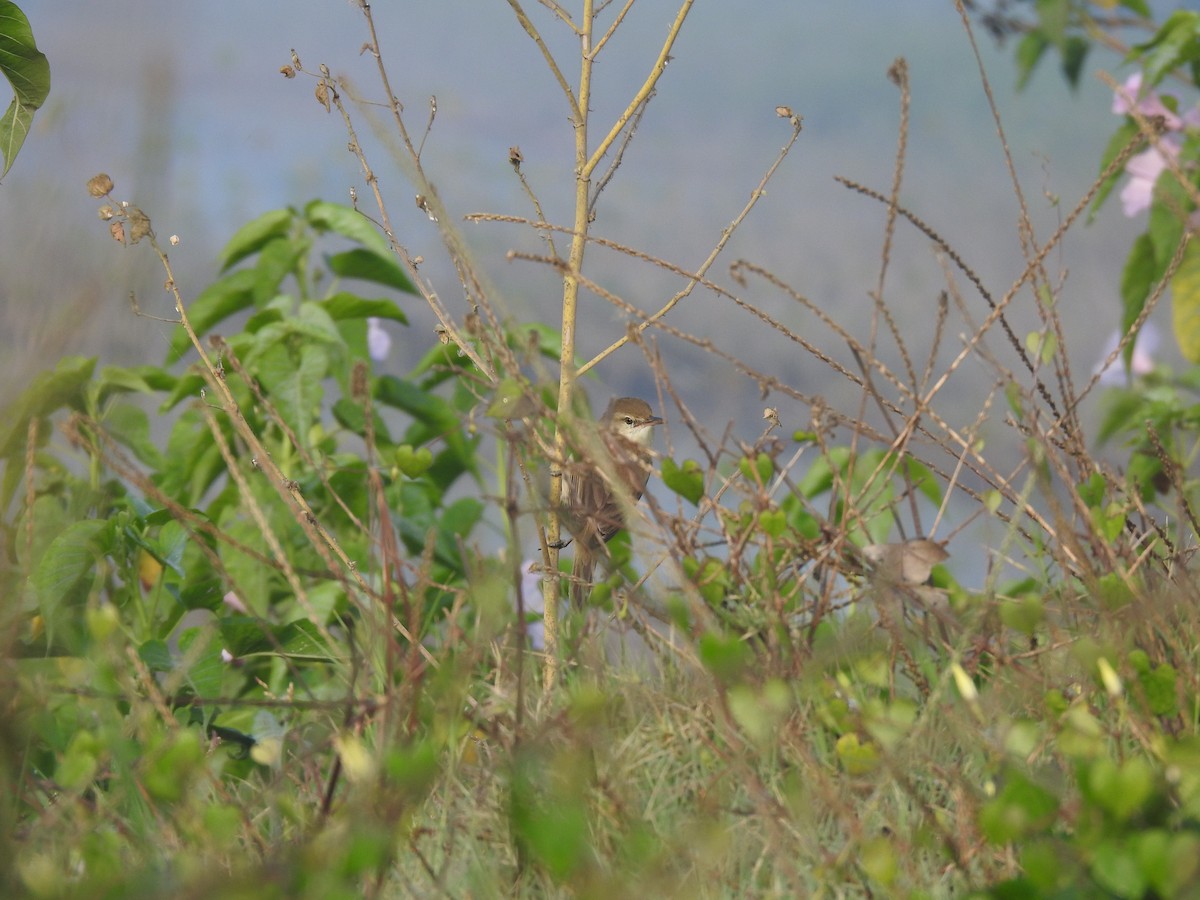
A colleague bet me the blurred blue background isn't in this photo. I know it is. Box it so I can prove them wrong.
[0,1,1166,550]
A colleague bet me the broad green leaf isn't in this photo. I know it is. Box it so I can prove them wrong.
[1059,36,1089,90]
[697,632,749,684]
[305,199,390,255]
[394,443,434,478]
[332,396,392,442]
[254,341,328,448]
[1172,241,1200,363]
[1091,840,1146,897]
[0,1,50,178]
[217,207,295,271]
[218,616,332,660]
[1118,0,1150,16]
[103,401,163,469]
[1133,11,1200,88]
[96,364,175,398]
[252,235,308,303]
[905,456,942,506]
[0,355,95,458]
[661,457,704,505]
[1014,31,1049,91]
[31,519,111,651]
[321,291,408,323]
[1034,0,1069,44]
[835,733,880,775]
[376,375,460,433]
[1120,234,1157,371]
[326,248,416,294]
[1147,159,1191,276]
[978,769,1059,843]
[1090,121,1138,221]
[166,268,259,362]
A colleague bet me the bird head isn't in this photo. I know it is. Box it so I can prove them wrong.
[603,396,663,450]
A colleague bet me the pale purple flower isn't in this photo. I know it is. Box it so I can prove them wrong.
[1094,322,1160,386]
[1112,72,1199,218]
[222,590,249,614]
[367,317,391,361]
[1119,144,1176,217]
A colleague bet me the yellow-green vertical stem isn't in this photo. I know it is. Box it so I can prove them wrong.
[542,0,594,691]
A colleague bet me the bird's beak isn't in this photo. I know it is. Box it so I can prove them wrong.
[646,415,664,427]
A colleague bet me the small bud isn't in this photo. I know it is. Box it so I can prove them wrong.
[280,65,296,79]
[315,81,331,112]
[169,234,180,246]
[98,205,114,220]
[87,173,114,197]
[109,221,126,244]
[1098,657,1123,698]
[509,146,523,168]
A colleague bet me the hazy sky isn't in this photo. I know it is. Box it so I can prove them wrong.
[2,2,1164,488]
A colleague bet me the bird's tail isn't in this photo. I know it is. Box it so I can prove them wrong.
[571,545,596,606]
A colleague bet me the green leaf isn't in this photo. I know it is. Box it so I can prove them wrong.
[1090,121,1139,221]
[1120,234,1157,367]
[1091,839,1146,898]
[321,291,409,324]
[103,402,163,469]
[252,235,308,303]
[96,364,175,399]
[1172,241,1200,363]
[1133,11,1200,88]
[305,199,390,255]
[0,355,95,458]
[905,456,942,506]
[1059,36,1089,90]
[376,375,460,435]
[332,396,392,443]
[326,248,416,294]
[166,268,259,362]
[1136,659,1178,717]
[219,616,333,661]
[1014,30,1049,91]
[32,519,111,651]
[661,457,704,505]
[433,497,483,568]
[217,207,295,271]
[254,341,328,447]
[1034,0,1069,44]
[1148,166,1189,277]
[835,733,880,775]
[394,444,433,478]
[0,1,50,178]
[738,452,773,485]
[697,632,750,685]
[978,770,1059,843]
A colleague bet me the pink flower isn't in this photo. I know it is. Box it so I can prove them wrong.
[1112,72,1199,217]
[222,590,249,614]
[1119,143,1177,217]
[1112,73,1200,132]
[1094,322,1160,385]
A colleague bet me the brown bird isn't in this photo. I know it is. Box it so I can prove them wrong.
[562,397,663,604]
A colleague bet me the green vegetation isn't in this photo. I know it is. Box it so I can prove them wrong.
[5,1,1200,896]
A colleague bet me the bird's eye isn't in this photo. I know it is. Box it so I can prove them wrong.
[624,417,635,426]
